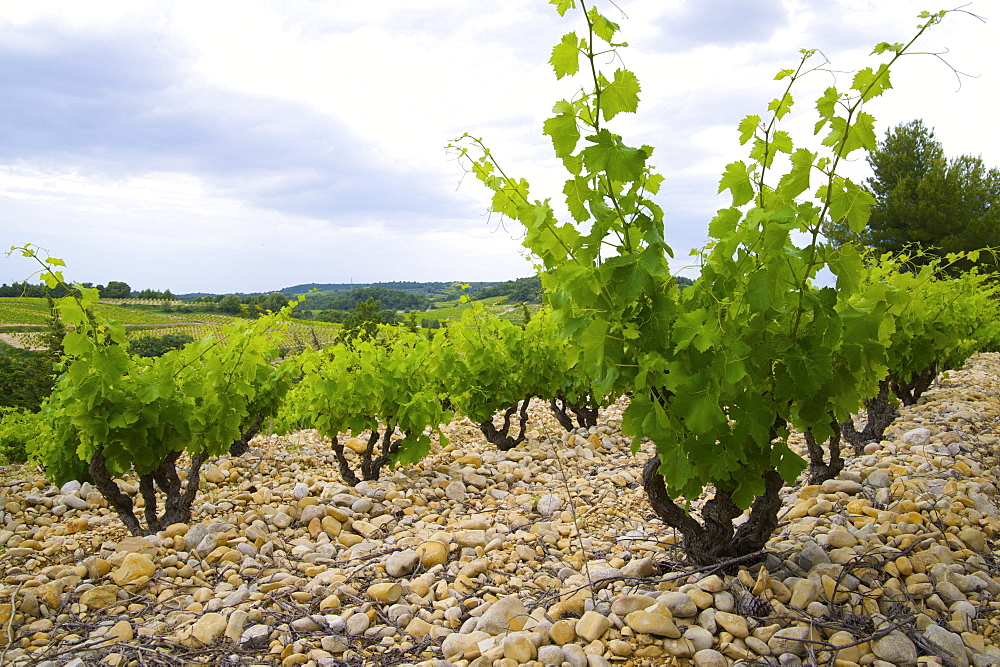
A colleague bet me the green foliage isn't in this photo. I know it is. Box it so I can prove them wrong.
[101,281,131,299]
[0,407,37,463]
[127,332,195,358]
[336,297,385,347]
[277,326,450,484]
[295,287,431,313]
[827,119,1000,271]
[863,252,1000,402]
[451,1,964,562]
[7,244,297,535]
[217,294,242,314]
[0,344,56,411]
[468,276,543,303]
[437,305,569,445]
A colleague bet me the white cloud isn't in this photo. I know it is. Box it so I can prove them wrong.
[1,0,997,293]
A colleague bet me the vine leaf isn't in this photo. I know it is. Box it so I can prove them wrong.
[543,102,580,158]
[551,32,583,79]
[600,69,641,121]
[719,161,755,207]
[582,129,647,182]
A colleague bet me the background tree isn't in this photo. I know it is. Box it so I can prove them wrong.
[128,333,195,358]
[258,292,288,314]
[101,281,131,299]
[827,119,1000,270]
[337,297,385,346]
[217,294,242,314]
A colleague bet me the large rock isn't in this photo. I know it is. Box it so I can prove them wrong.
[190,612,227,645]
[536,494,563,516]
[693,649,729,667]
[611,593,656,616]
[385,549,420,577]
[441,631,490,661]
[902,428,932,447]
[502,633,537,663]
[658,591,698,618]
[624,608,680,638]
[872,630,917,664]
[924,624,969,667]
[476,595,529,635]
[110,553,155,586]
[575,610,611,642]
[80,585,119,610]
[767,625,814,656]
[713,611,749,638]
[239,624,271,649]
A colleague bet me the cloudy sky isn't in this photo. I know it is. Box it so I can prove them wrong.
[1,0,996,294]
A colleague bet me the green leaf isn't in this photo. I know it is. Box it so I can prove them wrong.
[581,129,647,182]
[543,111,580,158]
[718,162,754,207]
[643,172,664,195]
[602,254,645,304]
[581,318,608,366]
[822,112,876,156]
[738,115,760,145]
[775,148,814,200]
[655,443,694,496]
[768,93,793,120]
[563,177,591,222]
[871,41,903,55]
[784,342,832,396]
[550,0,575,17]
[827,177,876,232]
[773,442,807,482]
[814,87,839,134]
[771,130,793,155]
[852,64,892,101]
[774,68,795,80]
[672,373,725,435]
[709,208,742,239]
[829,243,864,295]
[601,69,640,121]
[673,308,717,353]
[747,270,771,310]
[587,7,619,43]
[551,32,582,79]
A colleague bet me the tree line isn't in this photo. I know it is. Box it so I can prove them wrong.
[0,280,173,300]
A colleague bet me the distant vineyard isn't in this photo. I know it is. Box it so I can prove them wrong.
[125,320,341,349]
[0,297,341,349]
[0,298,52,326]
[98,298,182,306]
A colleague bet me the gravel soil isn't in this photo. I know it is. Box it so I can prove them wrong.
[3,354,1000,666]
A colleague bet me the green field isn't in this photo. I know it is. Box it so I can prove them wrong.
[0,297,341,349]
[423,296,533,323]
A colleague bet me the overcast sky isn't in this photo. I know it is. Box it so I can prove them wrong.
[1,0,996,294]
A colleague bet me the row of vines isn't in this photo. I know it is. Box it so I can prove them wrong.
[4,1,999,565]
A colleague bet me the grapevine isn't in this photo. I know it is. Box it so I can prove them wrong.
[451,1,963,563]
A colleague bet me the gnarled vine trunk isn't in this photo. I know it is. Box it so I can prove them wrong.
[840,379,898,455]
[331,426,403,486]
[549,396,599,432]
[88,418,262,536]
[890,364,937,406]
[642,455,784,566]
[479,398,532,451]
[228,413,265,457]
[804,421,844,485]
[90,447,209,536]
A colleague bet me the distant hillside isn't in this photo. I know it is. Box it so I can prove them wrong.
[468,276,543,303]
[277,281,499,300]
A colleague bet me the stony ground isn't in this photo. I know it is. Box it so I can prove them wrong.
[4,355,1000,667]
